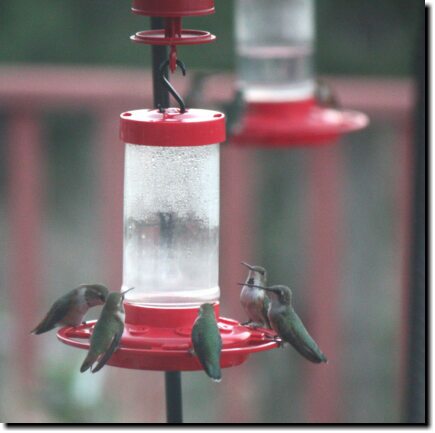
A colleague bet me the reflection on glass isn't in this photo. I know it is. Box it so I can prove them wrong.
[236,0,315,102]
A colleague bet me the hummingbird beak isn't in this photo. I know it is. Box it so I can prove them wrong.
[121,287,135,298]
[240,261,255,271]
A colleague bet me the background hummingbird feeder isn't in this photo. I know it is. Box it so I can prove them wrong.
[231,0,368,147]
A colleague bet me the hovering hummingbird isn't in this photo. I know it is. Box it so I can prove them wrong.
[239,262,271,329]
[242,284,327,364]
[31,284,109,335]
[80,287,134,373]
[191,303,222,382]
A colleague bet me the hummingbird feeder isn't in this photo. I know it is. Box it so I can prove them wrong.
[58,0,277,376]
[130,0,216,73]
[231,0,368,147]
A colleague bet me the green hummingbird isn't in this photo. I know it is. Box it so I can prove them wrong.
[315,79,341,109]
[245,284,327,364]
[80,287,133,373]
[191,303,222,382]
[31,284,109,335]
[239,262,271,328]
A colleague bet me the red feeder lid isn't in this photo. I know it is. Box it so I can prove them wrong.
[120,108,226,146]
[132,0,215,17]
[231,98,369,147]
[57,303,279,371]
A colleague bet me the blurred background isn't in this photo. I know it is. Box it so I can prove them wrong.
[0,0,425,424]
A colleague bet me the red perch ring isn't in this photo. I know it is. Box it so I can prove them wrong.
[57,303,279,371]
[131,29,216,46]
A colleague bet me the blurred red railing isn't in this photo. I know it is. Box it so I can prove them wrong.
[1,65,414,422]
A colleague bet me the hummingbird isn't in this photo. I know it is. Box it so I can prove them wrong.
[239,262,271,329]
[31,284,109,335]
[80,287,134,373]
[191,303,222,382]
[244,284,327,364]
[315,79,341,109]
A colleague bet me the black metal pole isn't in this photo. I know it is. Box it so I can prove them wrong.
[151,18,170,110]
[403,7,426,424]
[165,371,183,423]
[150,17,183,424]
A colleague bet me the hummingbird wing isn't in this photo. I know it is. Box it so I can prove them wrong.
[275,309,327,363]
[91,327,123,373]
[191,316,222,382]
[80,314,124,373]
[262,295,271,328]
[31,291,76,334]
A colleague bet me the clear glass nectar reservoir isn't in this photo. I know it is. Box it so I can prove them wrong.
[235,0,315,102]
[123,143,219,306]
[119,109,225,307]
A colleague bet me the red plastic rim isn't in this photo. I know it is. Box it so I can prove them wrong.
[231,98,369,147]
[131,29,216,46]
[131,0,215,17]
[120,108,226,147]
[57,304,279,371]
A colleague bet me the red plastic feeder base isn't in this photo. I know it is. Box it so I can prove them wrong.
[231,98,369,147]
[57,303,278,371]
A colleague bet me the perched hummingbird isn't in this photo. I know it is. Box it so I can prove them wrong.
[246,284,327,364]
[31,284,109,335]
[315,79,341,109]
[239,262,271,329]
[80,287,134,373]
[191,303,222,382]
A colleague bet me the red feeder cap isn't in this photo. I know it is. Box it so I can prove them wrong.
[231,98,369,148]
[120,108,226,147]
[132,0,215,17]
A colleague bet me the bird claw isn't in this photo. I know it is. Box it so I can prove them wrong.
[241,321,267,329]
[249,322,267,329]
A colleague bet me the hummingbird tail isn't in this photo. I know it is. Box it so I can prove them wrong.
[80,353,96,373]
[31,321,56,335]
[307,350,328,364]
[205,364,222,383]
[320,353,328,363]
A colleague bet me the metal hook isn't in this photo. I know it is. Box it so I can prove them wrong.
[158,59,187,113]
